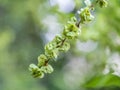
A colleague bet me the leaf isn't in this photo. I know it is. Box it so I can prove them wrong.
[83,74,120,88]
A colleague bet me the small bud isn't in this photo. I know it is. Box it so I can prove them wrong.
[53,35,65,46]
[37,72,44,78]
[41,64,54,73]
[96,0,108,8]
[45,46,58,58]
[59,42,70,52]
[62,17,80,39]
[29,64,44,78]
[45,42,59,58]
[38,54,47,67]
[29,64,38,71]
[79,7,94,23]
[52,49,59,58]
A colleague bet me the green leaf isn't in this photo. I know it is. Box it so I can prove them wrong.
[83,74,120,88]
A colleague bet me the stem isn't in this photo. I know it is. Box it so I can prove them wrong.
[56,37,66,48]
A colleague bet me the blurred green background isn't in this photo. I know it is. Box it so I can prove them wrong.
[0,0,120,90]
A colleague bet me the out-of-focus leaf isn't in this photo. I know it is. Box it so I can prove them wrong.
[83,74,120,88]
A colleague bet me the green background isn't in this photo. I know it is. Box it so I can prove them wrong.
[0,0,120,90]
